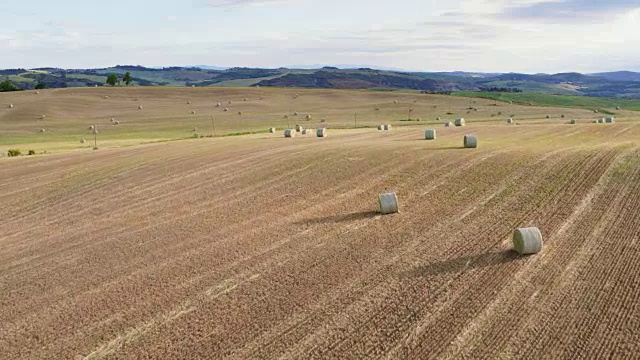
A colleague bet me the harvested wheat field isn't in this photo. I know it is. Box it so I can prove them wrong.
[1,90,640,359]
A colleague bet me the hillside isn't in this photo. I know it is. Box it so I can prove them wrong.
[2,66,640,99]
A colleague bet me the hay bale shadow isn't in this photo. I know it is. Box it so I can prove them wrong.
[427,146,467,151]
[405,250,523,277]
[296,210,379,225]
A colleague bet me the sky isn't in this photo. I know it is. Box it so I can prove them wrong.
[1,0,639,73]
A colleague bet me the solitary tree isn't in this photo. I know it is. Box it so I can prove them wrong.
[123,72,132,86]
[106,74,119,86]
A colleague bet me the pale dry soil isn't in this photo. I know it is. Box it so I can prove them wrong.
[1,122,639,359]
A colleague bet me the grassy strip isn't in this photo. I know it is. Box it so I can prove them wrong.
[452,91,640,112]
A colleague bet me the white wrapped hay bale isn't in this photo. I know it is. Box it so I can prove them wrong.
[317,128,327,137]
[216,103,221,107]
[513,227,543,255]
[378,125,384,131]
[570,119,577,124]
[464,135,478,148]
[269,127,276,133]
[455,118,465,127]
[379,192,399,214]
[425,129,436,140]
[223,108,229,112]
[302,129,311,135]
[384,124,392,131]
[80,139,86,144]
[284,129,295,138]
[8,104,13,108]
[605,116,615,123]
[138,105,143,110]
[39,128,46,133]
[616,106,621,110]
[295,124,303,132]
[597,118,605,124]
[507,118,514,124]
[444,122,452,127]
[187,100,192,104]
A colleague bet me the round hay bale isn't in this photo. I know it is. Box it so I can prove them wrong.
[295,124,303,132]
[243,98,248,101]
[436,117,441,121]
[284,129,295,138]
[507,118,514,124]
[39,128,46,133]
[293,112,298,116]
[545,115,551,119]
[191,110,196,115]
[377,124,384,131]
[36,91,40,94]
[416,117,422,121]
[375,107,380,111]
[302,128,311,135]
[317,128,327,137]
[594,109,599,113]
[444,122,452,127]
[88,125,95,131]
[384,124,392,131]
[393,100,398,104]
[455,118,465,127]
[104,96,109,99]
[110,118,115,122]
[379,192,399,214]
[228,101,232,104]
[138,105,143,110]
[237,111,242,115]
[9,104,14,109]
[269,127,276,133]
[80,139,86,144]
[306,114,312,120]
[187,101,192,104]
[114,121,120,125]
[513,227,543,255]
[224,108,229,112]
[192,85,196,88]
[570,119,577,124]
[598,118,605,124]
[40,115,46,119]
[616,106,621,110]
[464,135,478,148]
[425,129,436,140]
[284,114,289,119]
[605,116,615,123]
[216,103,221,107]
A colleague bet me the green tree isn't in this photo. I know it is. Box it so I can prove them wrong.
[0,80,21,92]
[35,82,46,89]
[123,72,132,86]
[106,74,119,86]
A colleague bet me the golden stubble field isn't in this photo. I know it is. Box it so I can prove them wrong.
[1,88,640,359]
[0,86,629,153]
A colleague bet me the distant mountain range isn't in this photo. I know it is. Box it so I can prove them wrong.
[2,65,640,99]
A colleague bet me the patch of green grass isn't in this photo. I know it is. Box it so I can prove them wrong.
[452,91,640,111]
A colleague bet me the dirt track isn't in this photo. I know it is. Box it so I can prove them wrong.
[1,123,639,359]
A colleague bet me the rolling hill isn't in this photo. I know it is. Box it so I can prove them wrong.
[2,66,640,99]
